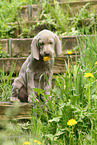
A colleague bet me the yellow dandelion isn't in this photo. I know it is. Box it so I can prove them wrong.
[95,61,97,65]
[84,73,94,78]
[67,119,77,126]
[33,140,37,143]
[23,141,31,145]
[66,51,72,55]
[43,56,50,61]
[37,141,41,144]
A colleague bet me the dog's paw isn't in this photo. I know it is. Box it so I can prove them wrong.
[10,97,20,102]
[28,97,39,103]
[28,97,33,103]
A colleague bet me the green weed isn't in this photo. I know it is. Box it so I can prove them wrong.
[30,35,97,144]
[0,63,16,101]
[0,35,97,144]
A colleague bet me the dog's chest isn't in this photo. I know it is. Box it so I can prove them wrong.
[34,67,49,79]
[32,61,50,88]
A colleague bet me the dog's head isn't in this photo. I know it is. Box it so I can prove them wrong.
[31,29,62,60]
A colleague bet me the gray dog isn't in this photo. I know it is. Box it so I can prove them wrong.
[11,29,62,103]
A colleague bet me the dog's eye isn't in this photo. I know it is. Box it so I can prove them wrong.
[49,42,53,44]
[40,42,44,45]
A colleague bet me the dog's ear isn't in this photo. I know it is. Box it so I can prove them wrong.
[31,36,39,60]
[55,34,62,57]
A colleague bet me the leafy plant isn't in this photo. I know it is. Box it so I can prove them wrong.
[0,0,42,38]
[39,1,96,36]
[40,1,71,35]
[72,3,96,35]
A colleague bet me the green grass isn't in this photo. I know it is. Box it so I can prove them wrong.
[0,63,16,102]
[0,35,97,144]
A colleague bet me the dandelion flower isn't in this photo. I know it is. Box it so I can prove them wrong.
[67,119,77,126]
[23,141,31,145]
[33,140,37,143]
[37,141,41,144]
[84,73,94,78]
[43,56,50,61]
[95,61,97,65]
[66,51,72,55]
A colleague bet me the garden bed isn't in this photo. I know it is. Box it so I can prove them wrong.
[19,1,97,21]
[0,1,97,144]
[8,18,95,38]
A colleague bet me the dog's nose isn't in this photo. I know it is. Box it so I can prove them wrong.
[44,51,50,56]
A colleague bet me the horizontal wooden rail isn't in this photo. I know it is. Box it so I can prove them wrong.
[0,35,95,57]
[0,54,79,74]
[0,102,32,121]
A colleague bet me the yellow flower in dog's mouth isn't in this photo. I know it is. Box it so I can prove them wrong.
[43,56,50,61]
[66,51,72,55]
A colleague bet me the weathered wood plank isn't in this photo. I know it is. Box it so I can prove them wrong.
[0,54,79,74]
[19,4,42,21]
[0,36,77,57]
[0,36,78,57]
[0,102,32,121]
[0,57,25,73]
[0,35,95,57]
[0,39,8,54]
[11,38,32,57]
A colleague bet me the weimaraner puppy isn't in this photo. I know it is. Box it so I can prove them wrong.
[11,29,62,103]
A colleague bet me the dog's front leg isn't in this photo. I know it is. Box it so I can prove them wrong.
[44,71,53,101]
[27,70,39,103]
[11,77,24,102]
[27,70,35,103]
